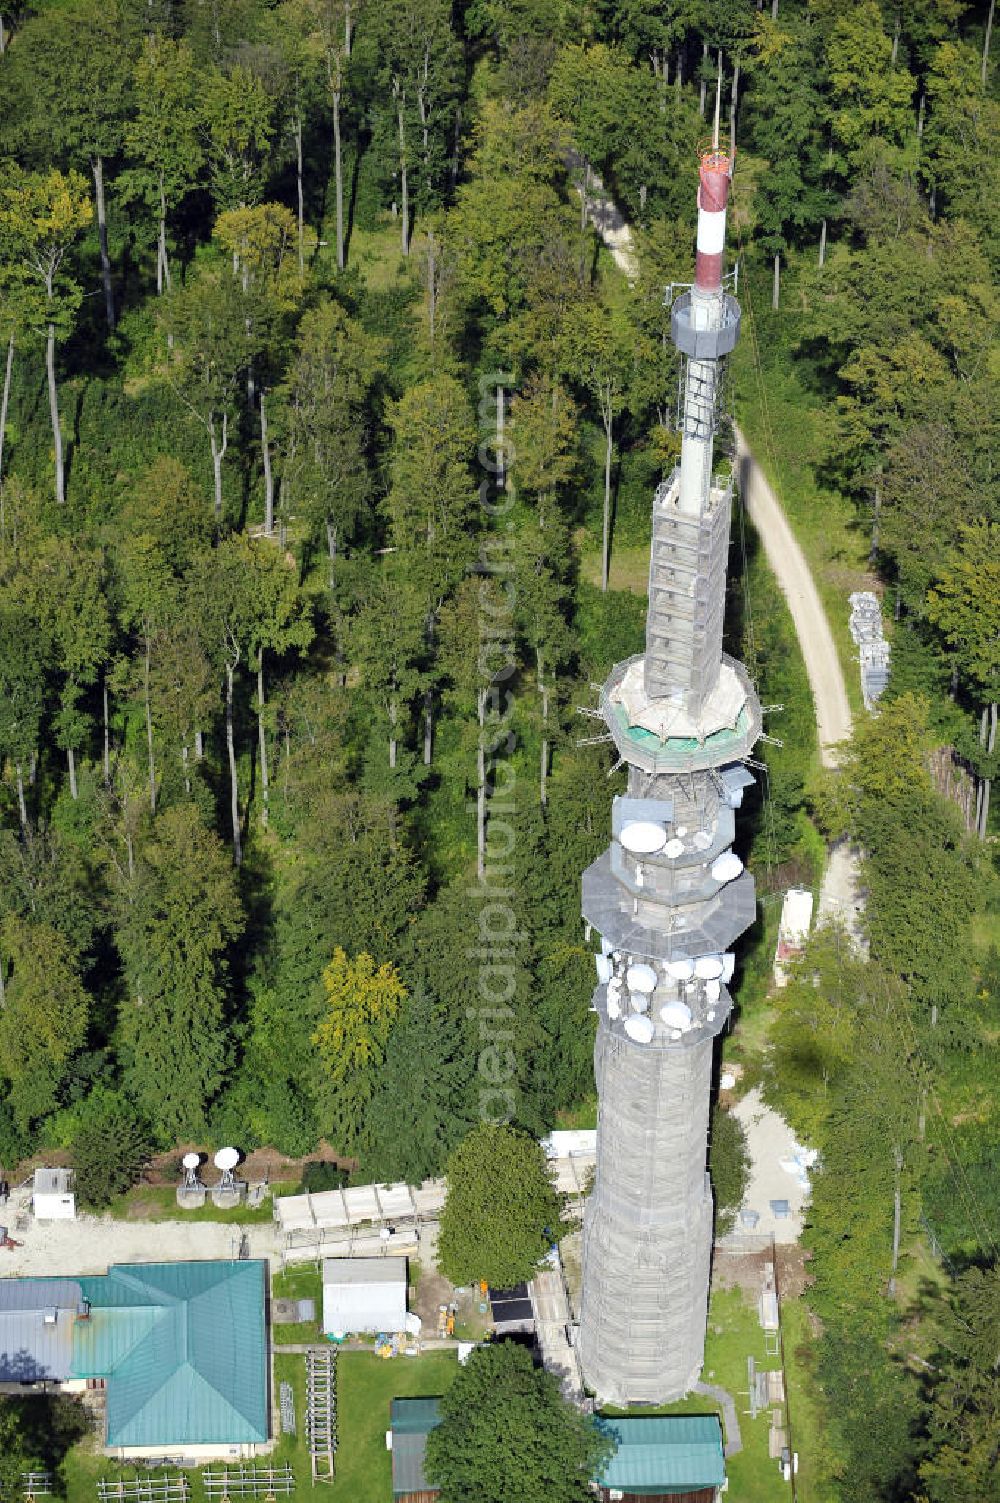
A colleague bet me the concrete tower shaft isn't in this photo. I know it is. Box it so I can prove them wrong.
[577,148,759,1406]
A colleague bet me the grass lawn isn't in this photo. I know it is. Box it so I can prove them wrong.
[330,1350,458,1503]
[56,1350,458,1503]
[102,1182,298,1223]
[271,1264,325,1344]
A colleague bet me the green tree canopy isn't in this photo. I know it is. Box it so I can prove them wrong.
[438,1123,562,1287]
[425,1340,611,1503]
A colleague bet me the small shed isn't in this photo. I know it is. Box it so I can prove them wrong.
[32,1167,76,1221]
[322,1257,408,1336]
[593,1414,726,1503]
[389,1397,441,1503]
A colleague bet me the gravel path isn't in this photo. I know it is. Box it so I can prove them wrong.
[0,1205,280,1275]
[733,430,852,770]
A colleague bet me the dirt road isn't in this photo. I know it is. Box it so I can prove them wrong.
[733,431,852,769]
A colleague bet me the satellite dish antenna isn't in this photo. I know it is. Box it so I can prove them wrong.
[666,958,694,981]
[626,964,657,994]
[619,820,667,855]
[214,1146,240,1192]
[628,992,650,1015]
[711,851,744,884]
[664,838,685,859]
[181,1152,201,1190]
[660,1001,693,1031]
[695,955,724,980]
[624,1015,654,1045]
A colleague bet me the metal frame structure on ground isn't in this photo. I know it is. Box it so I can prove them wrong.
[306,1349,337,1484]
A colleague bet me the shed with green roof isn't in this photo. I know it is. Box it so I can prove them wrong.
[593,1414,726,1502]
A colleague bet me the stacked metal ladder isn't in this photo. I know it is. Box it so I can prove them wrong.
[306,1349,337,1483]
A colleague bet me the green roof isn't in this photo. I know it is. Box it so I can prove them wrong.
[390,1399,442,1497]
[390,1397,441,1435]
[71,1262,267,1449]
[594,1415,725,1494]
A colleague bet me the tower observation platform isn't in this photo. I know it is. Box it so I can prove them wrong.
[577,147,761,1405]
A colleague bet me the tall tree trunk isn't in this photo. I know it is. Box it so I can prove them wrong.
[869,479,881,566]
[916,91,926,141]
[772,251,781,310]
[344,0,352,56]
[602,412,613,593]
[729,60,740,157]
[333,88,344,272]
[888,1147,902,1295]
[891,9,900,63]
[426,229,437,345]
[985,0,995,84]
[699,40,708,115]
[257,648,269,829]
[396,87,410,256]
[14,762,27,831]
[261,389,274,534]
[581,159,590,231]
[818,218,827,267]
[771,0,779,15]
[195,729,204,760]
[46,322,65,504]
[477,689,486,881]
[67,745,78,801]
[539,658,549,808]
[91,155,115,333]
[144,634,156,814]
[326,519,337,589]
[389,695,398,768]
[0,329,13,491]
[210,411,228,522]
[102,673,111,784]
[225,661,242,866]
[294,116,305,277]
[157,174,171,294]
[423,688,433,765]
[182,742,191,795]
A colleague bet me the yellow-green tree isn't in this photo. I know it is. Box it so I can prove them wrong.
[0,916,89,1133]
[0,166,91,503]
[313,947,406,1148]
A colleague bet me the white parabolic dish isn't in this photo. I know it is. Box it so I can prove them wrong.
[214,1146,240,1171]
[620,820,667,854]
[663,838,685,859]
[660,1001,693,1029]
[695,955,724,980]
[626,963,657,993]
[182,1152,200,1170]
[711,851,744,883]
[666,958,695,981]
[623,1015,654,1044]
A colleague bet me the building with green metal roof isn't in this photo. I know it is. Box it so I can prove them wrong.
[593,1415,726,1502]
[0,1261,268,1461]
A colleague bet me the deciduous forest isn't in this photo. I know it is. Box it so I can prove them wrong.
[0,0,997,1496]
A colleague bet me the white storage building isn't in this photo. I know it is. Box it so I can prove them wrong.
[321,1257,408,1336]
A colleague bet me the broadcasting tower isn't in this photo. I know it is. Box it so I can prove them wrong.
[577,139,761,1404]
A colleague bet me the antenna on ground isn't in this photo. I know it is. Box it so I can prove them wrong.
[181,1152,201,1191]
[214,1146,240,1194]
